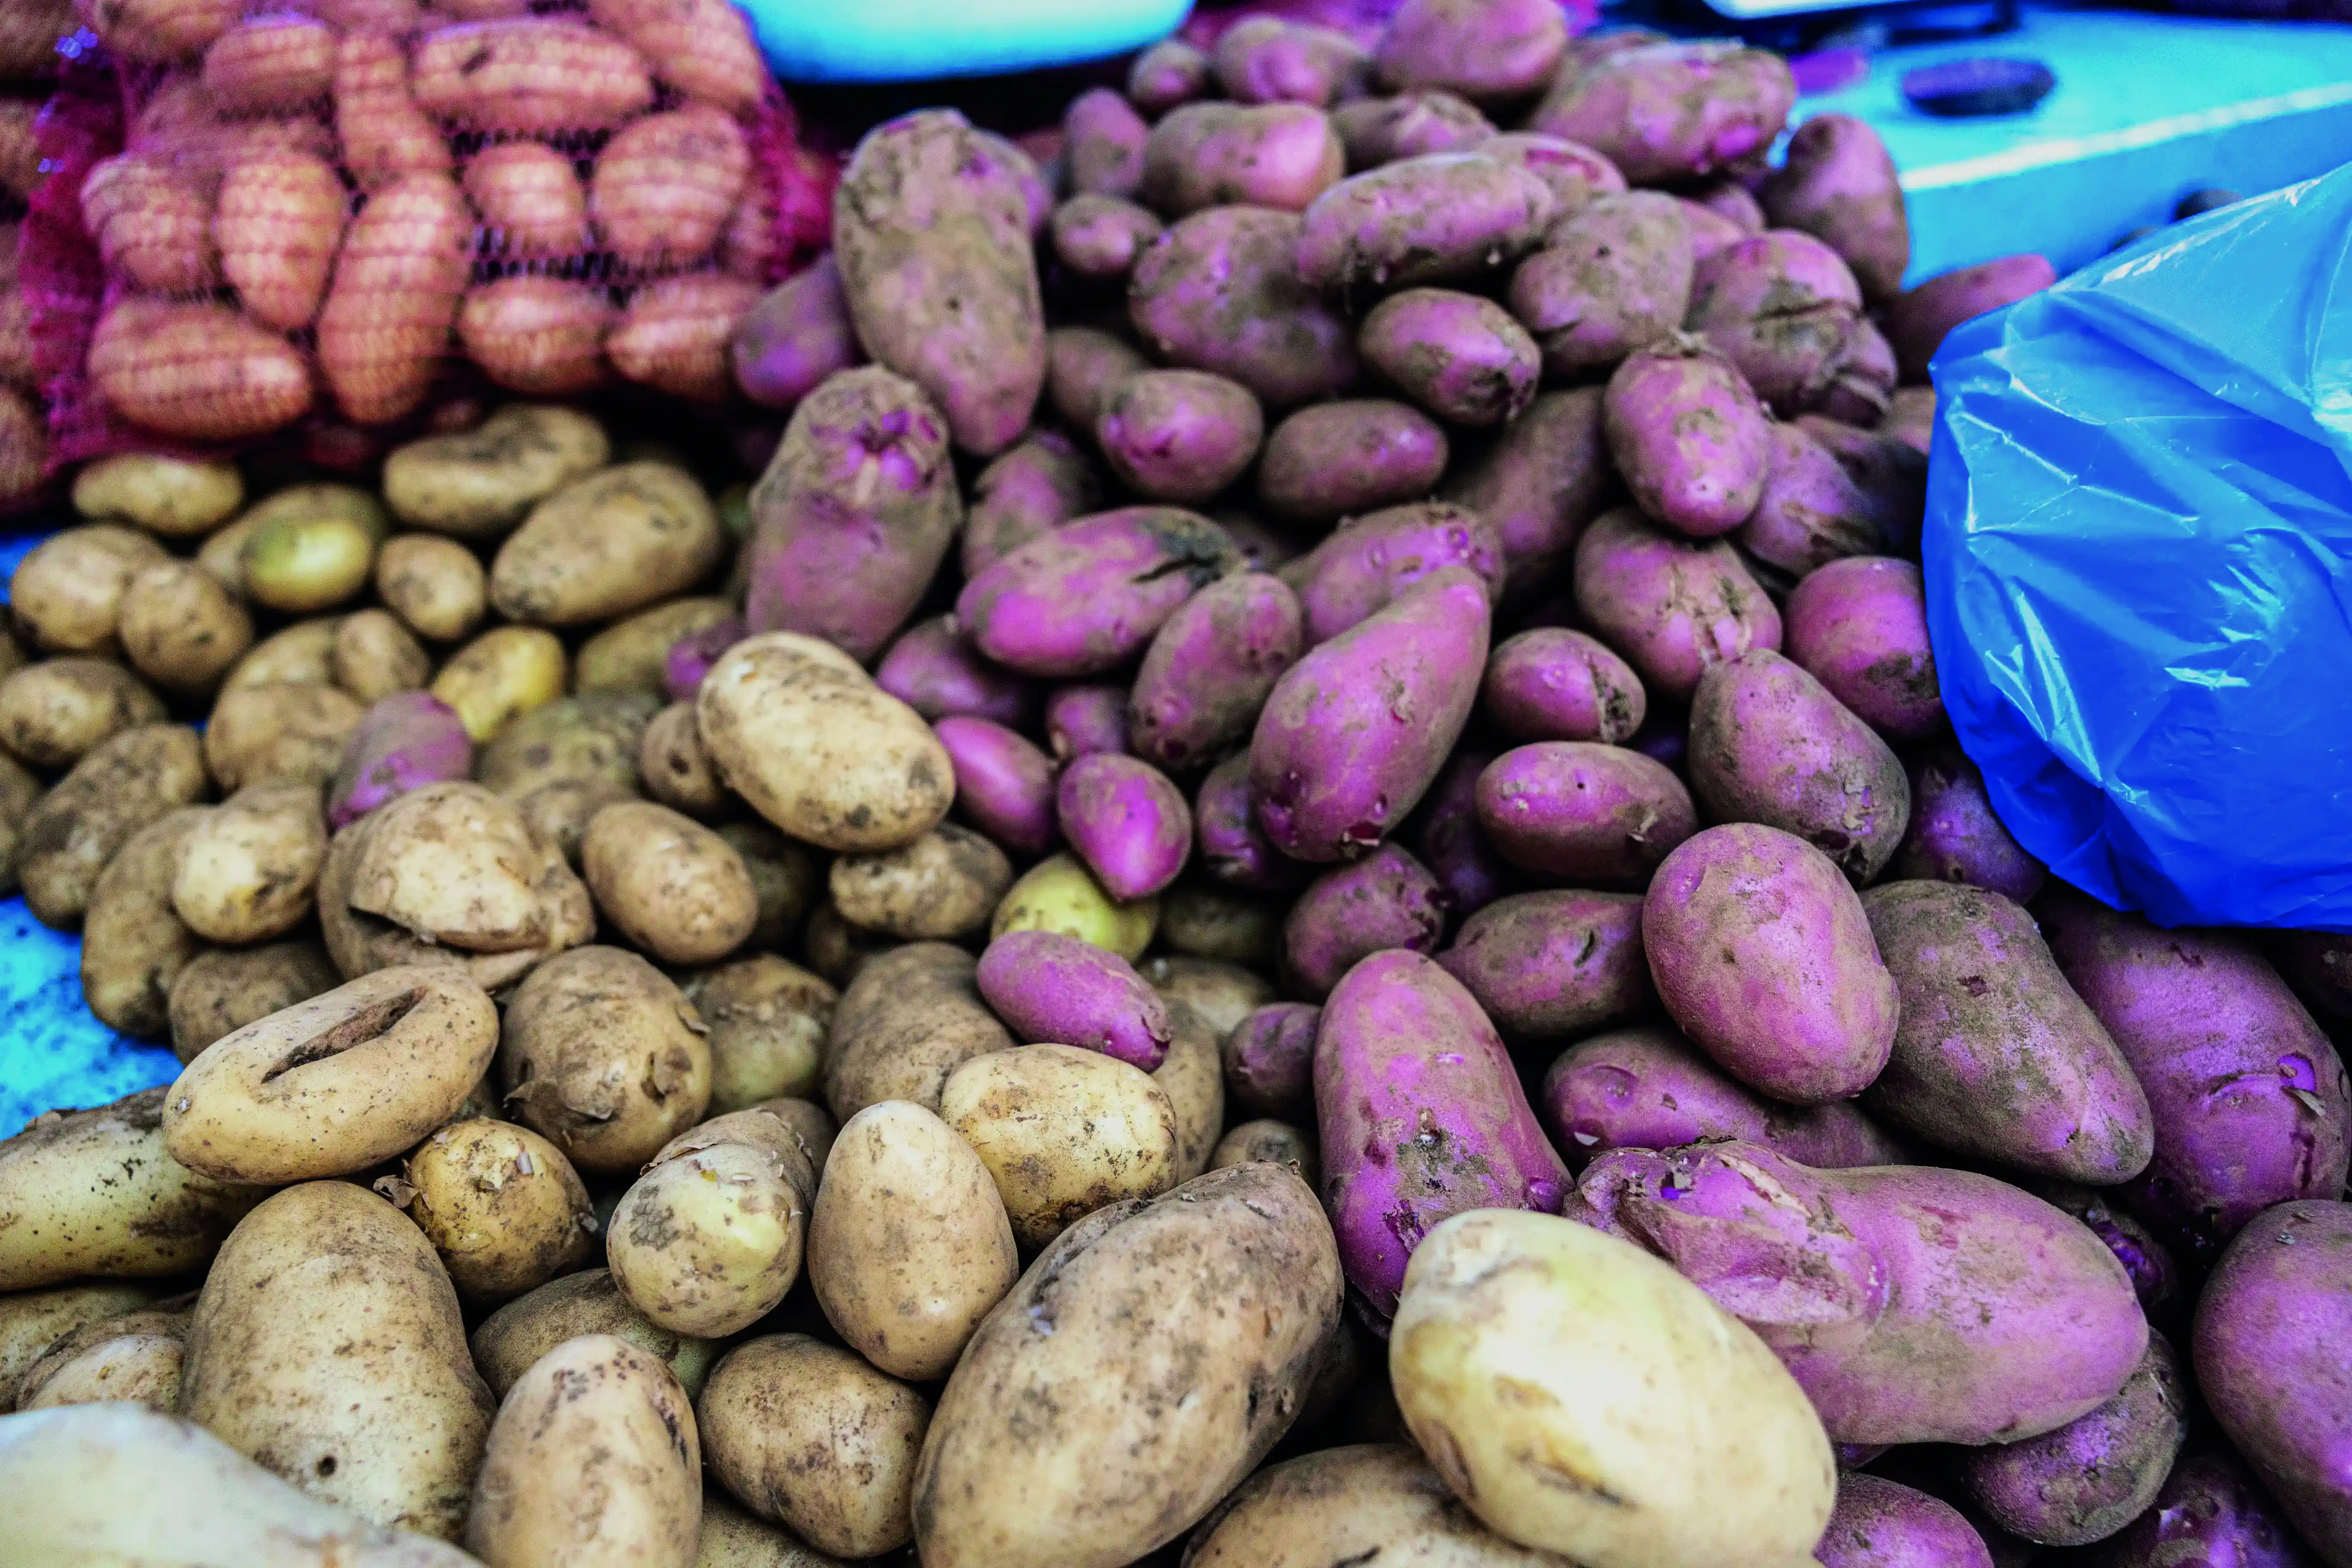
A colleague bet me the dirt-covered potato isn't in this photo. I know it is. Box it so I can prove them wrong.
[168,939,341,1064]
[464,1332,701,1568]
[700,1335,930,1558]
[805,897,891,989]
[478,688,660,800]
[331,609,432,704]
[829,823,1013,942]
[575,595,738,696]
[1156,882,1283,965]
[117,561,254,695]
[429,624,567,743]
[71,453,244,537]
[0,1283,163,1411]
[608,1104,815,1337]
[1210,1118,1319,1185]
[0,750,35,899]
[205,682,366,790]
[374,534,489,643]
[583,799,759,965]
[825,942,1017,1121]
[394,1117,595,1303]
[913,1164,1342,1568]
[9,524,168,654]
[496,945,714,1174]
[0,1087,262,1292]
[940,1044,1182,1249]
[12,1308,188,1413]
[471,1271,718,1416]
[490,462,726,627]
[184,1181,496,1539]
[79,806,207,1040]
[162,966,500,1184]
[695,1491,847,1568]
[20,723,208,928]
[1186,1444,1565,1566]
[719,820,822,953]
[169,783,327,945]
[222,618,340,690]
[383,404,612,539]
[641,700,730,817]
[808,1099,1020,1381]
[0,656,166,769]
[1144,955,1277,1043]
[1156,1001,1229,1182]
[683,955,837,1113]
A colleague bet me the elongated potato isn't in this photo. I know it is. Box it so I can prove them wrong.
[12,1308,188,1413]
[80,806,208,1040]
[20,723,209,929]
[609,1105,816,1338]
[383,404,610,539]
[490,462,725,627]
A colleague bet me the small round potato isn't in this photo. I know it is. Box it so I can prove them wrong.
[478,689,660,801]
[170,783,328,945]
[683,955,837,1113]
[640,701,729,817]
[1211,1118,1320,1185]
[430,625,567,743]
[374,534,489,643]
[19,724,210,929]
[467,1335,701,1568]
[497,945,714,1174]
[0,656,166,769]
[204,682,366,791]
[194,513,262,593]
[470,1269,721,1404]
[990,851,1161,961]
[608,1105,816,1338]
[168,940,341,1064]
[399,1117,596,1303]
[222,618,341,690]
[9,524,168,653]
[808,1099,1018,1381]
[574,596,738,697]
[72,453,244,536]
[939,1044,1182,1250]
[830,824,1014,943]
[719,821,820,952]
[699,1335,930,1559]
[490,462,727,627]
[384,404,612,539]
[243,508,383,615]
[80,807,208,1040]
[117,561,254,694]
[14,1309,188,1413]
[582,800,760,965]
[331,609,433,704]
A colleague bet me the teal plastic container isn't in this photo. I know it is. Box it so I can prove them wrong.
[744,0,1194,83]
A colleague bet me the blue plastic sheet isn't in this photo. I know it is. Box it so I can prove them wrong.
[1924,164,2352,933]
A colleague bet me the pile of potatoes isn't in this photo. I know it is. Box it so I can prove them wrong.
[4,1,2352,1567]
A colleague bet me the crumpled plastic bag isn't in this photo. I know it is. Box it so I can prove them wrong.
[1924,165,2352,932]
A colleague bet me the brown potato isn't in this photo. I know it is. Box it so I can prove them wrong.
[608,1104,815,1337]
[696,1492,850,1568]
[1185,1443,1564,1566]
[497,945,713,1173]
[640,699,730,817]
[0,1283,162,1412]
[1142,954,1277,1043]
[683,955,836,1113]
[1156,882,1283,966]
[477,687,659,799]
[574,594,736,696]
[0,749,36,898]
[222,617,341,689]
[168,939,341,1064]
[71,453,243,538]
[940,1044,1182,1250]
[79,807,208,1040]
[804,897,891,990]
[514,775,638,868]
[464,1333,701,1568]
[374,533,488,643]
[0,655,166,769]
[13,1308,187,1413]
[183,1181,496,1539]
[170,783,327,945]
[490,462,726,627]
[205,682,366,790]
[469,1268,720,1403]
[118,560,254,694]
[829,824,1013,942]
[720,820,819,951]
[163,966,501,1183]
[331,608,433,704]
[700,1335,930,1558]
[395,1117,595,1302]
[825,942,1016,1121]
[807,1099,1018,1381]
[9,524,167,653]
[1210,1117,1319,1187]
[382,403,612,539]
[1155,1000,1229,1182]
[766,1096,838,1176]
[19,724,208,928]
[582,799,759,965]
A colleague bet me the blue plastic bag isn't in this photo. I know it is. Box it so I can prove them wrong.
[1924,165,2352,933]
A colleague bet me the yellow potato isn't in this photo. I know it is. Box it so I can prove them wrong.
[335,781,594,970]
[196,510,263,593]
[1141,953,1277,1042]
[118,559,255,693]
[204,681,366,790]
[695,1492,851,1568]
[830,824,1014,942]
[0,1283,161,1410]
[0,655,165,769]
[477,688,659,799]
[640,698,729,817]
[683,954,836,1112]
[496,945,713,1173]
[469,1268,719,1404]
[824,942,1014,1122]
[574,594,737,696]
[1210,1118,1319,1186]
[243,507,382,614]
[374,533,489,643]
[607,1105,814,1337]
[18,723,208,928]
[222,616,341,689]
[8,524,168,653]
[940,1044,1182,1250]
[167,939,341,1064]
[489,461,726,626]
[169,782,327,945]
[991,851,1159,961]
[71,452,244,536]
[397,1117,595,1302]
[429,624,567,742]
[582,798,759,965]
[383,403,611,538]
[331,607,433,703]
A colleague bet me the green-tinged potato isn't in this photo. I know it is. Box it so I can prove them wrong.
[169,783,327,945]
[698,632,954,853]
[1156,882,1283,965]
[20,723,208,928]
[719,820,820,952]
[0,1087,261,1292]
[608,1105,815,1337]
[395,1117,595,1303]
[168,939,341,1064]
[0,1405,484,1568]
[1389,1208,1835,1568]
[808,1099,1019,1381]
[162,966,500,1183]
[196,511,263,593]
[332,609,432,704]
[478,689,660,800]
[700,1335,929,1558]
[696,1492,851,1568]
[490,462,726,627]
[383,404,612,539]
[0,1283,161,1411]
[825,943,1017,1121]
[71,453,243,536]
[1155,1001,1228,1182]
[583,799,758,965]
[1185,1444,1566,1566]
[222,617,340,690]
[205,682,366,791]
[0,655,165,769]
[464,1333,701,1568]
[913,1163,1342,1568]
[79,807,208,1039]
[243,506,383,615]
[830,823,1012,942]
[13,1308,187,1412]
[430,624,567,743]
[497,945,713,1174]
[9,524,167,654]
[375,533,489,643]
[119,560,254,694]
[990,851,1159,961]
[470,1269,719,1403]
[184,1181,496,1538]
[684,955,836,1113]
[575,596,737,696]
[940,1044,1182,1249]
[642,700,729,816]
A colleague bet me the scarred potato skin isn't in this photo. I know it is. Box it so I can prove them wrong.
[1528,42,1796,184]
[825,942,1017,1121]
[911,1163,1342,1568]
[1482,628,1645,745]
[1128,206,1360,407]
[1256,399,1449,525]
[976,930,1171,1071]
[607,1105,816,1338]
[1281,501,1504,646]
[1816,1476,1994,1568]
[957,507,1240,680]
[2079,1450,2318,1568]
[1358,288,1540,428]
[1740,423,1887,580]
[1783,556,1942,742]
[1572,508,1780,702]
[1605,337,1770,537]
[1960,1332,2187,1547]
[1142,102,1345,216]
[1688,231,1867,417]
[496,946,714,1176]
[1315,950,1571,1328]
[1295,153,1554,291]
[1184,1443,1565,1566]
[1439,889,1652,1043]
[1475,741,1696,888]
[1281,843,1447,1001]
[1508,191,1692,379]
